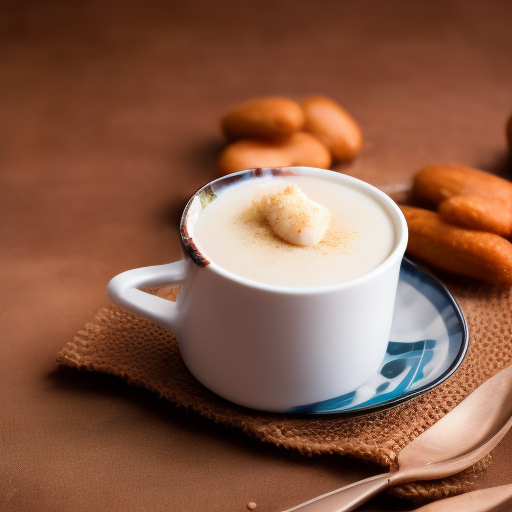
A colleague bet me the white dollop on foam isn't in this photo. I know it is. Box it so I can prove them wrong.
[255,184,331,246]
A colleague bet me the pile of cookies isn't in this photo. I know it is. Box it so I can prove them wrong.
[402,164,512,286]
[217,96,362,175]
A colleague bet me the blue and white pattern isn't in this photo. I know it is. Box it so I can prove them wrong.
[288,258,468,415]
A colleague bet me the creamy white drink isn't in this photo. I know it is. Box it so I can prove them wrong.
[193,175,396,288]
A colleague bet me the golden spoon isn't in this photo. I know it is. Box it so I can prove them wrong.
[282,363,512,512]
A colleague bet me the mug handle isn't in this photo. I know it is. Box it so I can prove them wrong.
[106,260,186,331]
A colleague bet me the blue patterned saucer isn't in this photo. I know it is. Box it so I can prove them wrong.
[288,257,468,415]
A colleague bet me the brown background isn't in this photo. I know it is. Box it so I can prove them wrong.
[1,1,511,511]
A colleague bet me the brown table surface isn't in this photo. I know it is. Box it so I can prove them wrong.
[1,1,512,511]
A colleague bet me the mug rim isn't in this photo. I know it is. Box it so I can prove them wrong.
[180,166,408,295]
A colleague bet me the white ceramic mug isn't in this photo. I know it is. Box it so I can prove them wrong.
[107,167,408,412]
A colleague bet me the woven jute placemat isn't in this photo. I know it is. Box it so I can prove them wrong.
[56,277,511,503]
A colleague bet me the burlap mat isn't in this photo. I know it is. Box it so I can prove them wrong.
[56,276,512,503]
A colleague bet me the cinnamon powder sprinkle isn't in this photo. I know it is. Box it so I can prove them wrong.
[243,206,357,255]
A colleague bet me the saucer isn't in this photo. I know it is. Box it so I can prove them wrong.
[288,257,469,415]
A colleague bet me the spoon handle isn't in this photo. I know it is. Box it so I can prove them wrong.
[413,483,512,512]
[281,472,391,512]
